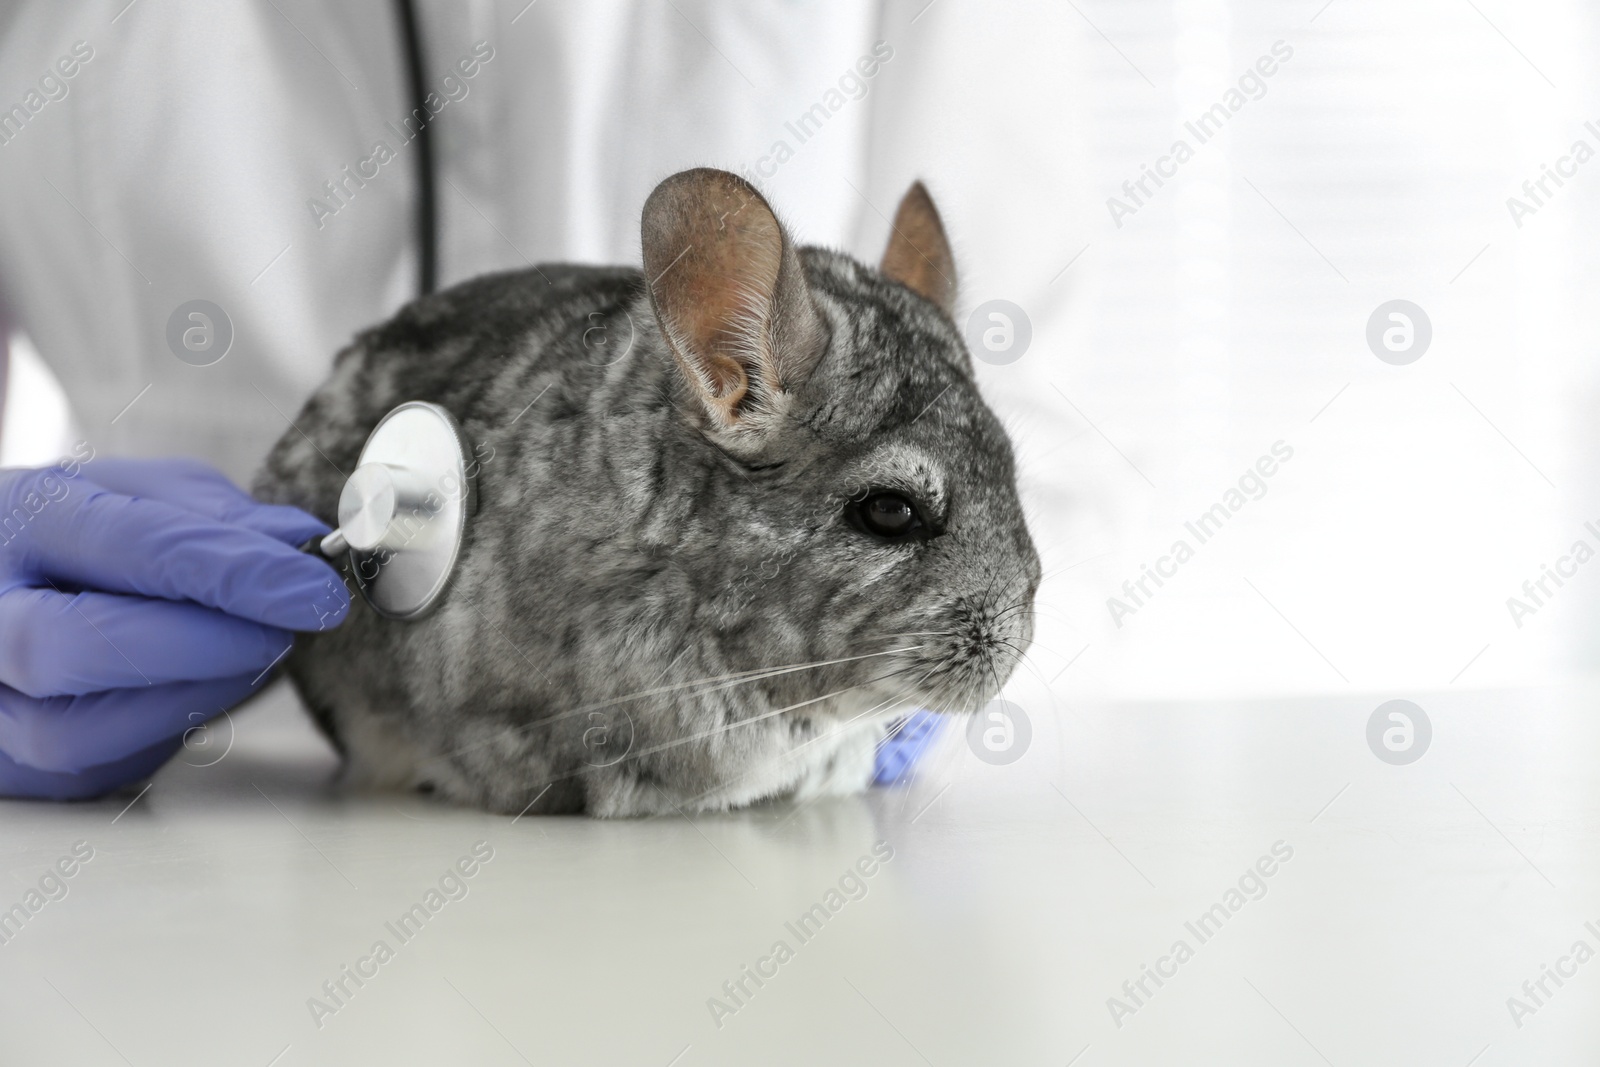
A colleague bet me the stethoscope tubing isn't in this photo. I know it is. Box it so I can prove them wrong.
[394,0,437,297]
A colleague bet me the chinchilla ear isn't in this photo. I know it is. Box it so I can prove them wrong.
[642,168,825,439]
[879,181,956,316]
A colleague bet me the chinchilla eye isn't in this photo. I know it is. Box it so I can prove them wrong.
[851,491,925,541]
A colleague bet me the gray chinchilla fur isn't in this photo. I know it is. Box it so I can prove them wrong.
[254,168,1038,817]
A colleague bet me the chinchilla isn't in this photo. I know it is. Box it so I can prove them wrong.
[254,168,1039,817]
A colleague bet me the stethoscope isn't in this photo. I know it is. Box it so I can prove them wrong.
[304,0,468,621]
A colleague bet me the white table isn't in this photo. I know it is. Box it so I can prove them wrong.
[3,680,1596,1065]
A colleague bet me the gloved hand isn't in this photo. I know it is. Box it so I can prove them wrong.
[0,457,349,800]
[872,710,943,786]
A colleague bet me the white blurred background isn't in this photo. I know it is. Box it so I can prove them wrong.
[4,0,1599,703]
[999,0,1600,702]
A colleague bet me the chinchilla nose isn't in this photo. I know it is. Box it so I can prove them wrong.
[951,585,1032,666]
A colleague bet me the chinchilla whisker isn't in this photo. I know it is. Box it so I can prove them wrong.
[959,666,992,717]
[991,600,1072,635]
[991,599,1043,626]
[738,664,945,810]
[982,649,1007,696]
[515,672,903,806]
[439,645,927,761]
[596,680,883,773]
[889,716,963,819]
[1037,551,1115,583]
[551,644,925,722]
[1000,645,1064,698]
[873,710,918,751]
[682,676,931,807]
[639,617,986,810]
[995,635,1063,668]
[599,670,908,768]
[726,661,946,823]
[994,603,1058,625]
[992,592,1064,622]
[784,679,939,778]
[864,665,944,752]
[804,665,939,753]
[1010,653,1061,709]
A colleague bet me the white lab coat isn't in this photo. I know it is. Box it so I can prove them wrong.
[0,0,887,480]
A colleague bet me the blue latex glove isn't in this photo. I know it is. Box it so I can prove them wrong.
[873,710,944,786]
[0,457,349,799]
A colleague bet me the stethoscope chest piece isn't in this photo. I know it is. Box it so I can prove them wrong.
[317,401,475,620]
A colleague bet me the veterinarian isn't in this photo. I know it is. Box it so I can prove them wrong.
[0,0,943,797]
